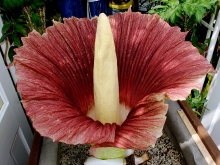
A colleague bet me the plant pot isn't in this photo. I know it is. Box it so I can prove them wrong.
[28,101,220,165]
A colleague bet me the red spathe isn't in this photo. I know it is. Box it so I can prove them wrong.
[14,11,214,150]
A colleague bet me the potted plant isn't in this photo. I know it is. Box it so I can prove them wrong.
[12,8,216,164]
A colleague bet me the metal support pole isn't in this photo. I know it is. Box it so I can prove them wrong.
[200,10,220,90]
[204,6,217,40]
[206,11,220,63]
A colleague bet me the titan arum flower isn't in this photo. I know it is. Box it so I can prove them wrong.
[14,10,214,163]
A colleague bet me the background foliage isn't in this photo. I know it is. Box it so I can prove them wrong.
[0,0,60,61]
[148,0,219,116]
[149,0,218,31]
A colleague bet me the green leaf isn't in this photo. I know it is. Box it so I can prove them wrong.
[14,24,27,36]
[197,6,206,15]
[195,10,204,22]
[196,46,204,55]
[34,1,44,6]
[200,99,208,104]
[31,4,37,10]
[31,12,39,25]
[192,89,200,98]
[210,5,216,13]
[183,3,194,17]
[148,10,157,14]
[8,46,17,62]
[204,38,211,45]
[170,13,177,23]
[169,0,179,8]
[2,22,12,34]
[192,35,198,46]
[12,34,21,47]
[33,0,45,6]
[203,106,210,111]
[175,6,182,17]
[161,0,169,2]
[193,110,201,116]
[199,2,212,9]
[192,98,200,104]
[163,8,175,21]
[3,0,23,11]
[0,33,11,43]
[152,5,166,10]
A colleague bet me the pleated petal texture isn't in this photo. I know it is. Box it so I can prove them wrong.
[109,11,215,110]
[14,11,214,149]
[15,17,117,144]
[91,93,168,150]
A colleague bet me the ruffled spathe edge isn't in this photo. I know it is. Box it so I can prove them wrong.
[108,11,215,106]
[90,92,168,151]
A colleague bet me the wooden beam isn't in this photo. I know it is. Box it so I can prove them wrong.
[28,131,43,165]
[178,100,220,165]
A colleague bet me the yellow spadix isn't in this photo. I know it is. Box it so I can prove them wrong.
[93,13,120,125]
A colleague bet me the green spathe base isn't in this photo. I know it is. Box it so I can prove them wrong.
[92,147,127,159]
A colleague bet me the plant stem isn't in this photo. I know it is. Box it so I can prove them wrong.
[23,6,34,31]
[39,6,46,33]
[183,14,187,32]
